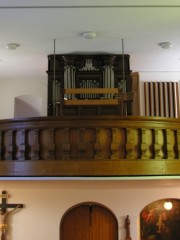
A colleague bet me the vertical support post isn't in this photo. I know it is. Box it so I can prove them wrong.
[141,129,153,159]
[166,129,175,159]
[61,128,70,160]
[154,129,164,159]
[18,129,26,160]
[30,129,40,160]
[0,131,2,160]
[5,130,14,160]
[48,128,55,159]
[126,128,139,159]
[111,128,126,160]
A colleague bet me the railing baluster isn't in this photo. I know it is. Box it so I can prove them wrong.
[48,128,55,159]
[154,129,164,159]
[78,128,87,158]
[61,128,70,160]
[176,130,180,159]
[126,128,139,159]
[166,129,175,159]
[141,129,153,159]
[95,128,111,160]
[17,129,26,160]
[5,130,14,160]
[30,129,40,160]
[111,128,126,160]
[0,131,2,160]
[95,128,102,160]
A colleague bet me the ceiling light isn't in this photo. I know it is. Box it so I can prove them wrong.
[164,200,173,210]
[82,31,96,39]
[158,42,173,49]
[6,43,20,50]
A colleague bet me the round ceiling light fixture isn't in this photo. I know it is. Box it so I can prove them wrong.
[164,200,173,210]
[6,43,20,50]
[158,42,173,49]
[82,31,96,39]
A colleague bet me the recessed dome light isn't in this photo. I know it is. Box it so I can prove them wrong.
[81,31,96,39]
[158,42,173,49]
[6,43,20,50]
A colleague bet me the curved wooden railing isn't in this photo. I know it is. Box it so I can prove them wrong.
[0,116,180,177]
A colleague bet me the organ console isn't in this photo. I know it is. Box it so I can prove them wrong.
[47,54,133,116]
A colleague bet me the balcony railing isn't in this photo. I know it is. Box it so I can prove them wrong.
[0,116,180,177]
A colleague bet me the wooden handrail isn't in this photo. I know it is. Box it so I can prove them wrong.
[64,99,119,105]
[64,88,119,94]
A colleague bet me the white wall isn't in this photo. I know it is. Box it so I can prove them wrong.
[14,95,43,118]
[1,179,180,240]
[0,78,47,119]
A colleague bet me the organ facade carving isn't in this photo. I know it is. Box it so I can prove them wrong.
[47,54,132,116]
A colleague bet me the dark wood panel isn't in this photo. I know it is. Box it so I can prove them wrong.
[61,203,118,240]
[0,160,169,177]
[61,205,90,240]
[90,205,118,240]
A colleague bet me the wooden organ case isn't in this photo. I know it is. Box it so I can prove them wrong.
[47,54,132,116]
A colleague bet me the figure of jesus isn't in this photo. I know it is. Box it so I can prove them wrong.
[0,205,20,240]
[124,215,132,240]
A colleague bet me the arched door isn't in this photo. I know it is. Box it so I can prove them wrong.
[60,202,118,240]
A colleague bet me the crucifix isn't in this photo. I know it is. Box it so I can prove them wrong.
[0,190,23,240]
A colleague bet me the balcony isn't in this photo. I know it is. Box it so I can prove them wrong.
[0,116,180,177]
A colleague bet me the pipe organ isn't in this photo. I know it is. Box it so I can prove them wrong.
[47,54,132,116]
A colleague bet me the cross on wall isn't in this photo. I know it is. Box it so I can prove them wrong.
[0,190,23,240]
[0,190,23,213]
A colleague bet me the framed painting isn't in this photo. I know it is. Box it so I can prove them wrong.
[140,198,180,240]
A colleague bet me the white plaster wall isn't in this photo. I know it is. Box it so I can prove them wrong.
[0,78,47,119]
[14,95,43,118]
[1,179,180,240]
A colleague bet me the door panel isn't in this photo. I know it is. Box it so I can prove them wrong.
[60,203,118,240]
[61,205,90,240]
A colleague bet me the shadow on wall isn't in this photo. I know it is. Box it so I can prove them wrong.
[14,95,43,118]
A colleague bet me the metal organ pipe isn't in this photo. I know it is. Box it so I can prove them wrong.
[64,65,74,99]
[103,65,114,98]
[67,66,71,97]
[72,67,76,99]
[53,39,56,115]
[64,66,68,99]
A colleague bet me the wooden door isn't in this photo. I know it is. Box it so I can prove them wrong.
[60,202,118,240]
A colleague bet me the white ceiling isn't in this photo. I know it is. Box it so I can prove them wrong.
[1,0,180,81]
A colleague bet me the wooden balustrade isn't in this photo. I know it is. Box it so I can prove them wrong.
[0,116,180,177]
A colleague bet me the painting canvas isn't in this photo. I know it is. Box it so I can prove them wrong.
[140,198,180,240]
